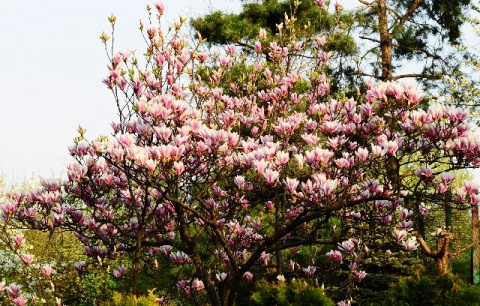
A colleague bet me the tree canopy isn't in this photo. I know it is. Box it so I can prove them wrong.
[192,0,480,108]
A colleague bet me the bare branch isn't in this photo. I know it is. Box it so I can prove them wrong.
[417,235,435,257]
[351,71,379,79]
[358,0,375,6]
[451,241,478,258]
[359,35,379,43]
[399,0,423,27]
[392,73,442,81]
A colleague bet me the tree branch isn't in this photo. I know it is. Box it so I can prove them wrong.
[359,35,443,62]
[358,0,375,6]
[392,73,442,81]
[451,241,478,258]
[417,235,435,257]
[399,0,423,27]
[351,71,379,79]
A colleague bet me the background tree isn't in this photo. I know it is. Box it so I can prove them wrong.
[191,0,359,91]
[193,0,480,108]
[354,0,480,107]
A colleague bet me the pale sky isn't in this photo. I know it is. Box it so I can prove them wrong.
[0,0,242,186]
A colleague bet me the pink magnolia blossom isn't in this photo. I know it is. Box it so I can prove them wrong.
[303,265,316,278]
[353,270,367,282]
[294,154,305,169]
[284,177,299,194]
[419,202,431,216]
[73,261,86,272]
[470,193,480,206]
[290,259,296,271]
[254,159,268,174]
[393,229,408,241]
[234,175,245,188]
[260,251,270,265]
[254,41,262,53]
[463,180,479,195]
[338,239,357,255]
[157,245,172,255]
[315,36,326,47]
[437,182,448,194]
[13,234,24,248]
[154,2,164,14]
[399,208,413,220]
[21,254,34,265]
[263,169,280,184]
[326,250,343,262]
[398,220,412,230]
[335,0,342,11]
[191,279,205,291]
[6,283,22,299]
[355,147,369,162]
[173,161,185,176]
[402,236,419,252]
[13,296,28,306]
[243,271,253,281]
[113,265,127,278]
[42,265,53,277]
[216,272,228,283]
[440,172,456,185]
[321,179,338,196]
[415,165,434,180]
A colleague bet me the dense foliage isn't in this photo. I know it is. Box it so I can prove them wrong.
[383,273,480,306]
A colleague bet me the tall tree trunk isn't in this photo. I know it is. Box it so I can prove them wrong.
[378,0,393,81]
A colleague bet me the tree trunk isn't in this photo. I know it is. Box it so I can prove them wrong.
[378,0,393,81]
[472,205,479,284]
[434,233,452,275]
[435,252,451,275]
[226,277,240,306]
[132,229,145,294]
[418,230,453,275]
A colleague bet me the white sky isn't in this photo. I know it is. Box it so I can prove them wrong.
[0,0,242,186]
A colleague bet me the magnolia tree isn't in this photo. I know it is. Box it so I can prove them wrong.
[2,2,480,305]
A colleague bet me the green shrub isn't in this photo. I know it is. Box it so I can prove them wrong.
[354,273,399,306]
[251,279,335,306]
[383,273,480,306]
[102,289,178,306]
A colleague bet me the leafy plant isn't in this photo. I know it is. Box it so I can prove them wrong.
[383,273,480,306]
[251,279,334,306]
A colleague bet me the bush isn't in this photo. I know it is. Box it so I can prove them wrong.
[251,279,334,306]
[102,291,160,306]
[383,273,480,306]
[101,289,185,306]
[354,273,399,306]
